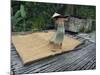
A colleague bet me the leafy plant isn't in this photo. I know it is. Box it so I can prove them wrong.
[11,1,96,33]
[12,4,27,32]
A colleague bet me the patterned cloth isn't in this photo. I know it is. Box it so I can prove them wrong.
[50,24,65,44]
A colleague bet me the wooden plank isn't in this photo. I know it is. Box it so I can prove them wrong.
[11,42,82,74]
[35,44,95,73]
[11,33,96,74]
[17,44,95,74]
[12,31,81,64]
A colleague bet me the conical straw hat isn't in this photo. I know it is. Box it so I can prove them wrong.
[52,12,61,18]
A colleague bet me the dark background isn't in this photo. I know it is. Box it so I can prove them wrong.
[11,1,96,32]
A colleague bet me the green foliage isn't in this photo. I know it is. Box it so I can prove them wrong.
[32,16,46,31]
[20,5,26,18]
[75,5,96,19]
[12,4,27,32]
[11,10,23,32]
[14,10,21,18]
[11,1,96,32]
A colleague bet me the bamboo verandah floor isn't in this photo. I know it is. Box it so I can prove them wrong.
[11,30,96,75]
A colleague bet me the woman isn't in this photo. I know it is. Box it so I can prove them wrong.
[49,12,69,51]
